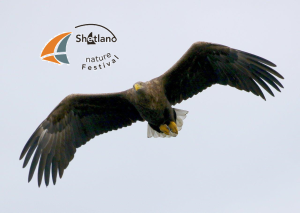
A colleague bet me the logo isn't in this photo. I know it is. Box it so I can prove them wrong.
[41,32,72,65]
[40,24,119,69]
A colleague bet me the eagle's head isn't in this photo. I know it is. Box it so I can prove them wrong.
[133,82,146,93]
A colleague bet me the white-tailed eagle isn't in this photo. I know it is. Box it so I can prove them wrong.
[20,42,284,186]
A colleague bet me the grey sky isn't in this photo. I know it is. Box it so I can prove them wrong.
[1,0,300,212]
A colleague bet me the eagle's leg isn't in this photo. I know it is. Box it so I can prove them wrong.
[168,121,178,134]
[159,124,170,135]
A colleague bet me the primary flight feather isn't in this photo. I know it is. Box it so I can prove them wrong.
[20,42,284,186]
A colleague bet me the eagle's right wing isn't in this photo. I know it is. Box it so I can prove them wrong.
[20,90,143,186]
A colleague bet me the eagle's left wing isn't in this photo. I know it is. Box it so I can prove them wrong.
[157,42,284,105]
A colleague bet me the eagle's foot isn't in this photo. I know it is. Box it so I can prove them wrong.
[159,124,170,135]
[169,121,178,134]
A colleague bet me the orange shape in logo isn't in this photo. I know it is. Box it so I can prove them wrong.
[42,55,60,64]
[41,32,72,57]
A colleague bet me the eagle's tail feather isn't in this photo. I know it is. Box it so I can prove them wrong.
[147,108,188,138]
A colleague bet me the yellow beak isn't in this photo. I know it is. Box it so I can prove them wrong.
[134,84,142,91]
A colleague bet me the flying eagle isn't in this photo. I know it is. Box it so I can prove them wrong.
[20,42,284,186]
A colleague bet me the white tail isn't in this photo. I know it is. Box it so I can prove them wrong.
[147,108,189,138]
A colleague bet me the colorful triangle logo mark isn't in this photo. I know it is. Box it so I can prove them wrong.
[41,32,72,65]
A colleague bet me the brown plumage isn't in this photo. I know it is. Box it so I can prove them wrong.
[20,42,284,186]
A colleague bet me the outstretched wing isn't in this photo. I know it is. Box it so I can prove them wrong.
[20,90,143,186]
[158,42,284,105]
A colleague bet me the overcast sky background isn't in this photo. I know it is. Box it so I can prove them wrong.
[1,0,300,212]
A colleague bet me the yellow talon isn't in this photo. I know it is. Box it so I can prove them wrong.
[169,121,178,134]
[159,124,170,135]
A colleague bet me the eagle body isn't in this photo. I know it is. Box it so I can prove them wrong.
[132,80,175,131]
[20,42,284,186]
